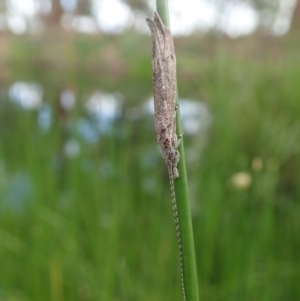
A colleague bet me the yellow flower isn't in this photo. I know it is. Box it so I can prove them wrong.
[231,172,252,190]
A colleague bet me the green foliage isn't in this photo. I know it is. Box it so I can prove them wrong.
[0,32,300,301]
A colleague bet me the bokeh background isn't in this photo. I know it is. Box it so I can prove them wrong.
[1,0,300,300]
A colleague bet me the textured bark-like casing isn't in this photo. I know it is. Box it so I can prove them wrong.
[147,12,185,301]
[146,12,179,179]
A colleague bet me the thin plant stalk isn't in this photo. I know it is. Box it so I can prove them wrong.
[155,1,200,300]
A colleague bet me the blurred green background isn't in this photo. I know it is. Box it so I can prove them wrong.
[1,0,300,300]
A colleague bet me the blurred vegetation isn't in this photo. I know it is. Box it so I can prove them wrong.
[1,14,300,301]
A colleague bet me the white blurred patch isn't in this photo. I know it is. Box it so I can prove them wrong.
[60,0,77,12]
[170,0,217,33]
[38,0,52,14]
[94,0,131,33]
[8,0,37,16]
[6,13,27,34]
[273,0,296,35]
[9,82,43,110]
[85,91,123,133]
[180,99,211,135]
[61,14,99,33]
[64,139,80,158]
[219,4,258,38]
[60,90,76,111]
[5,0,298,37]
[86,91,122,117]
[72,16,99,34]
